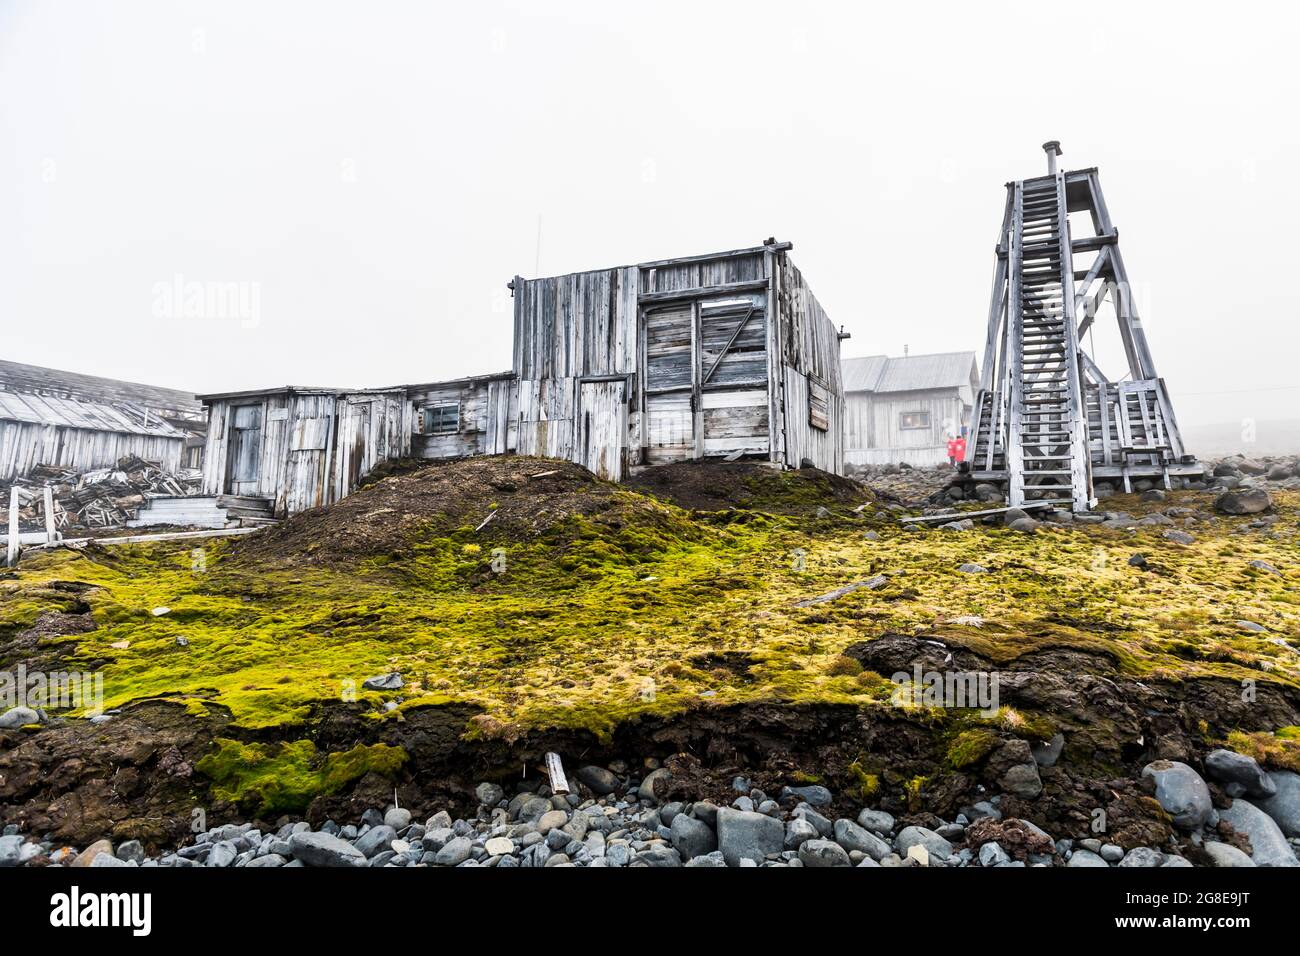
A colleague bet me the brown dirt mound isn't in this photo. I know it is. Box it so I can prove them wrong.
[624,459,874,513]
[232,456,633,567]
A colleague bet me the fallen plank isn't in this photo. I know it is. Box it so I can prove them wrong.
[544,752,570,794]
[28,526,265,550]
[899,501,1054,525]
[794,575,888,608]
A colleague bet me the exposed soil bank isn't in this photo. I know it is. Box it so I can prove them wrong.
[4,632,1297,853]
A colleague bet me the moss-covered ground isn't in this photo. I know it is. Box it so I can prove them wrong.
[3,473,1295,732]
[2,458,1298,814]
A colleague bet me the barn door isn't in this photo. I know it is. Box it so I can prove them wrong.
[226,404,263,494]
[699,293,769,457]
[642,304,695,463]
[577,380,626,481]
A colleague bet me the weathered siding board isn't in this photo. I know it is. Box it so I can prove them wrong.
[773,256,844,473]
[576,379,626,481]
[843,389,969,467]
[200,388,408,517]
[0,420,183,480]
[407,376,518,460]
[510,242,844,476]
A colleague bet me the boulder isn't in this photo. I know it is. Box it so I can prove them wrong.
[716,808,784,867]
[798,839,851,867]
[0,706,41,729]
[781,784,833,806]
[354,825,397,858]
[70,839,115,868]
[833,818,890,860]
[576,765,620,795]
[784,817,818,851]
[361,672,403,691]
[1141,760,1212,830]
[287,832,366,867]
[669,813,717,861]
[894,826,953,862]
[1254,771,1300,838]
[857,809,895,834]
[1066,848,1109,867]
[1214,489,1272,515]
[1219,798,1299,867]
[1204,749,1277,798]
[638,768,671,803]
[1203,841,1255,868]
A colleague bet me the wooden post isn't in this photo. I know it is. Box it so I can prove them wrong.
[43,485,56,544]
[543,752,570,795]
[6,486,19,567]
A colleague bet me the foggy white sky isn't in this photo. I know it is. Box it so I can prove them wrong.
[2,0,1297,430]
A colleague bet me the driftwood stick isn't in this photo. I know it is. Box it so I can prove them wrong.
[544,752,570,794]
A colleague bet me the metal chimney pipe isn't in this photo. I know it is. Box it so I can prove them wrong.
[1043,140,1062,175]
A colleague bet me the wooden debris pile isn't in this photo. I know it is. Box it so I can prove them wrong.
[1,455,202,532]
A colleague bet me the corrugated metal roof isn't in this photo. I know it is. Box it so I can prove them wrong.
[0,390,185,438]
[0,359,201,416]
[841,351,977,394]
[841,355,890,392]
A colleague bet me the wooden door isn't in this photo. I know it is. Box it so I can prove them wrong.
[577,380,626,481]
[642,304,695,464]
[699,294,769,458]
[226,404,262,494]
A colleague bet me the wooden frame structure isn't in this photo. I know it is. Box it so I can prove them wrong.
[967,144,1198,508]
[510,239,847,481]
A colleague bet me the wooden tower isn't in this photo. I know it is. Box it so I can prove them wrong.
[967,143,1198,510]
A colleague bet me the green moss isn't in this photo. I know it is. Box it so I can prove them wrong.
[946,728,999,769]
[196,739,407,815]
[846,760,880,801]
[6,480,1297,748]
[1225,728,1300,773]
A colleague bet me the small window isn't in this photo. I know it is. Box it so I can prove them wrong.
[423,403,460,436]
[899,410,931,430]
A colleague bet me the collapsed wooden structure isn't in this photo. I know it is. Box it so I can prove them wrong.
[198,240,848,516]
[967,143,1199,509]
[0,360,205,481]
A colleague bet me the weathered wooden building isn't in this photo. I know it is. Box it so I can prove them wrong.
[198,386,410,516]
[510,239,847,481]
[841,352,979,467]
[196,239,847,516]
[407,372,516,461]
[0,360,204,480]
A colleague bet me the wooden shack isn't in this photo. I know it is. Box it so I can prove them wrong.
[510,239,846,481]
[407,372,516,461]
[0,360,203,480]
[841,351,979,468]
[198,386,410,516]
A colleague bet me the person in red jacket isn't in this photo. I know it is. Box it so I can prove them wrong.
[947,434,967,466]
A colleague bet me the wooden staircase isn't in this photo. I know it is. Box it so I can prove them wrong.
[129,495,275,529]
[968,143,1198,509]
[1005,170,1091,510]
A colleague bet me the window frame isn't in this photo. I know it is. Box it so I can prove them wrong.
[423,402,461,436]
[898,410,931,431]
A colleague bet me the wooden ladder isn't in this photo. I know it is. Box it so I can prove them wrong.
[1006,174,1091,510]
